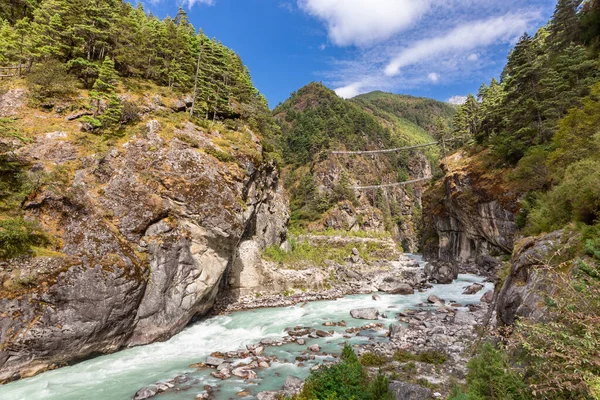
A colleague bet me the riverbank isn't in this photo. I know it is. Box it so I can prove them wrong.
[213,253,429,315]
[131,274,493,400]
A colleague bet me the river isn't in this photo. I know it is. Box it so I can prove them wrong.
[0,257,492,400]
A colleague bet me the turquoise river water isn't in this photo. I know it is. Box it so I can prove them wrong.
[0,257,492,400]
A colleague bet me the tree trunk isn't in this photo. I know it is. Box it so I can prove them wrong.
[190,47,202,118]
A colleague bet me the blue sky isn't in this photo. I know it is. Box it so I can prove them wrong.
[143,0,557,108]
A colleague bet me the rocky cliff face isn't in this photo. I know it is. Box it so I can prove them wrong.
[0,89,288,382]
[422,151,518,274]
[308,152,431,252]
[495,230,577,326]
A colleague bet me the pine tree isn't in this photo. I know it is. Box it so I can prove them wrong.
[90,57,121,129]
[549,0,583,50]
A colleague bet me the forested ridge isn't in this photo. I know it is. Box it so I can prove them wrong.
[0,0,272,127]
[447,1,600,399]
[0,0,278,262]
[272,82,454,229]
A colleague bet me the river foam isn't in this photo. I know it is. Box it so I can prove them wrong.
[0,269,492,400]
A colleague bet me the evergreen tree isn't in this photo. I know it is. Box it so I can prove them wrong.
[452,94,479,139]
[90,57,122,129]
[549,0,583,50]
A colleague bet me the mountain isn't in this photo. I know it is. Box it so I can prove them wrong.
[353,90,456,140]
[273,82,455,249]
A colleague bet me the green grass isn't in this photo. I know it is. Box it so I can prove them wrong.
[359,352,388,367]
[289,227,393,240]
[263,237,393,268]
[393,350,447,365]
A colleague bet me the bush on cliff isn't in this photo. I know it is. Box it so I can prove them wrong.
[449,342,531,400]
[509,240,600,399]
[0,218,47,259]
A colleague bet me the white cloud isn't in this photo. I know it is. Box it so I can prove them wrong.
[448,95,468,105]
[335,82,364,98]
[319,44,327,50]
[428,72,440,82]
[297,0,430,47]
[170,0,214,8]
[385,14,531,76]
[467,53,479,61]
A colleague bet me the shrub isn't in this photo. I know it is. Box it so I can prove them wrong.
[527,158,600,234]
[359,352,387,367]
[0,218,47,259]
[392,350,447,365]
[120,100,140,125]
[27,59,78,102]
[205,147,235,163]
[456,342,530,400]
[297,344,392,400]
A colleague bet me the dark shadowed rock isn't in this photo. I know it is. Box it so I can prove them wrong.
[133,387,157,400]
[389,381,432,400]
[462,283,484,295]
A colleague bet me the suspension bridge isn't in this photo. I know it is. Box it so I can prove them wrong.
[331,137,464,190]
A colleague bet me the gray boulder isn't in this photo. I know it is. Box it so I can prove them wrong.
[283,375,304,396]
[257,391,280,400]
[386,283,414,295]
[205,356,224,367]
[133,387,157,400]
[350,308,379,320]
[462,283,484,295]
[389,381,432,400]
[171,100,187,112]
[427,294,443,304]
[480,290,494,303]
[389,324,405,339]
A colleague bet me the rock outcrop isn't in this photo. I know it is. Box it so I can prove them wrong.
[0,115,288,382]
[422,151,517,274]
[496,230,576,325]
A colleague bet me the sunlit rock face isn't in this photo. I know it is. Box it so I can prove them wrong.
[0,119,288,383]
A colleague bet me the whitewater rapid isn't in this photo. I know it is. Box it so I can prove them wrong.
[0,263,492,399]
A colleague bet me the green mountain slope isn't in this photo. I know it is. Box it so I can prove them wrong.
[353,90,456,142]
[273,82,455,247]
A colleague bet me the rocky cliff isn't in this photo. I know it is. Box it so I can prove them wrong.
[0,88,288,383]
[422,151,518,276]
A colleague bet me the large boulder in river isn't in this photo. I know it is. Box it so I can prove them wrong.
[389,381,432,400]
[424,262,457,284]
[350,308,379,320]
[133,387,157,400]
[383,282,414,295]
[462,283,484,295]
